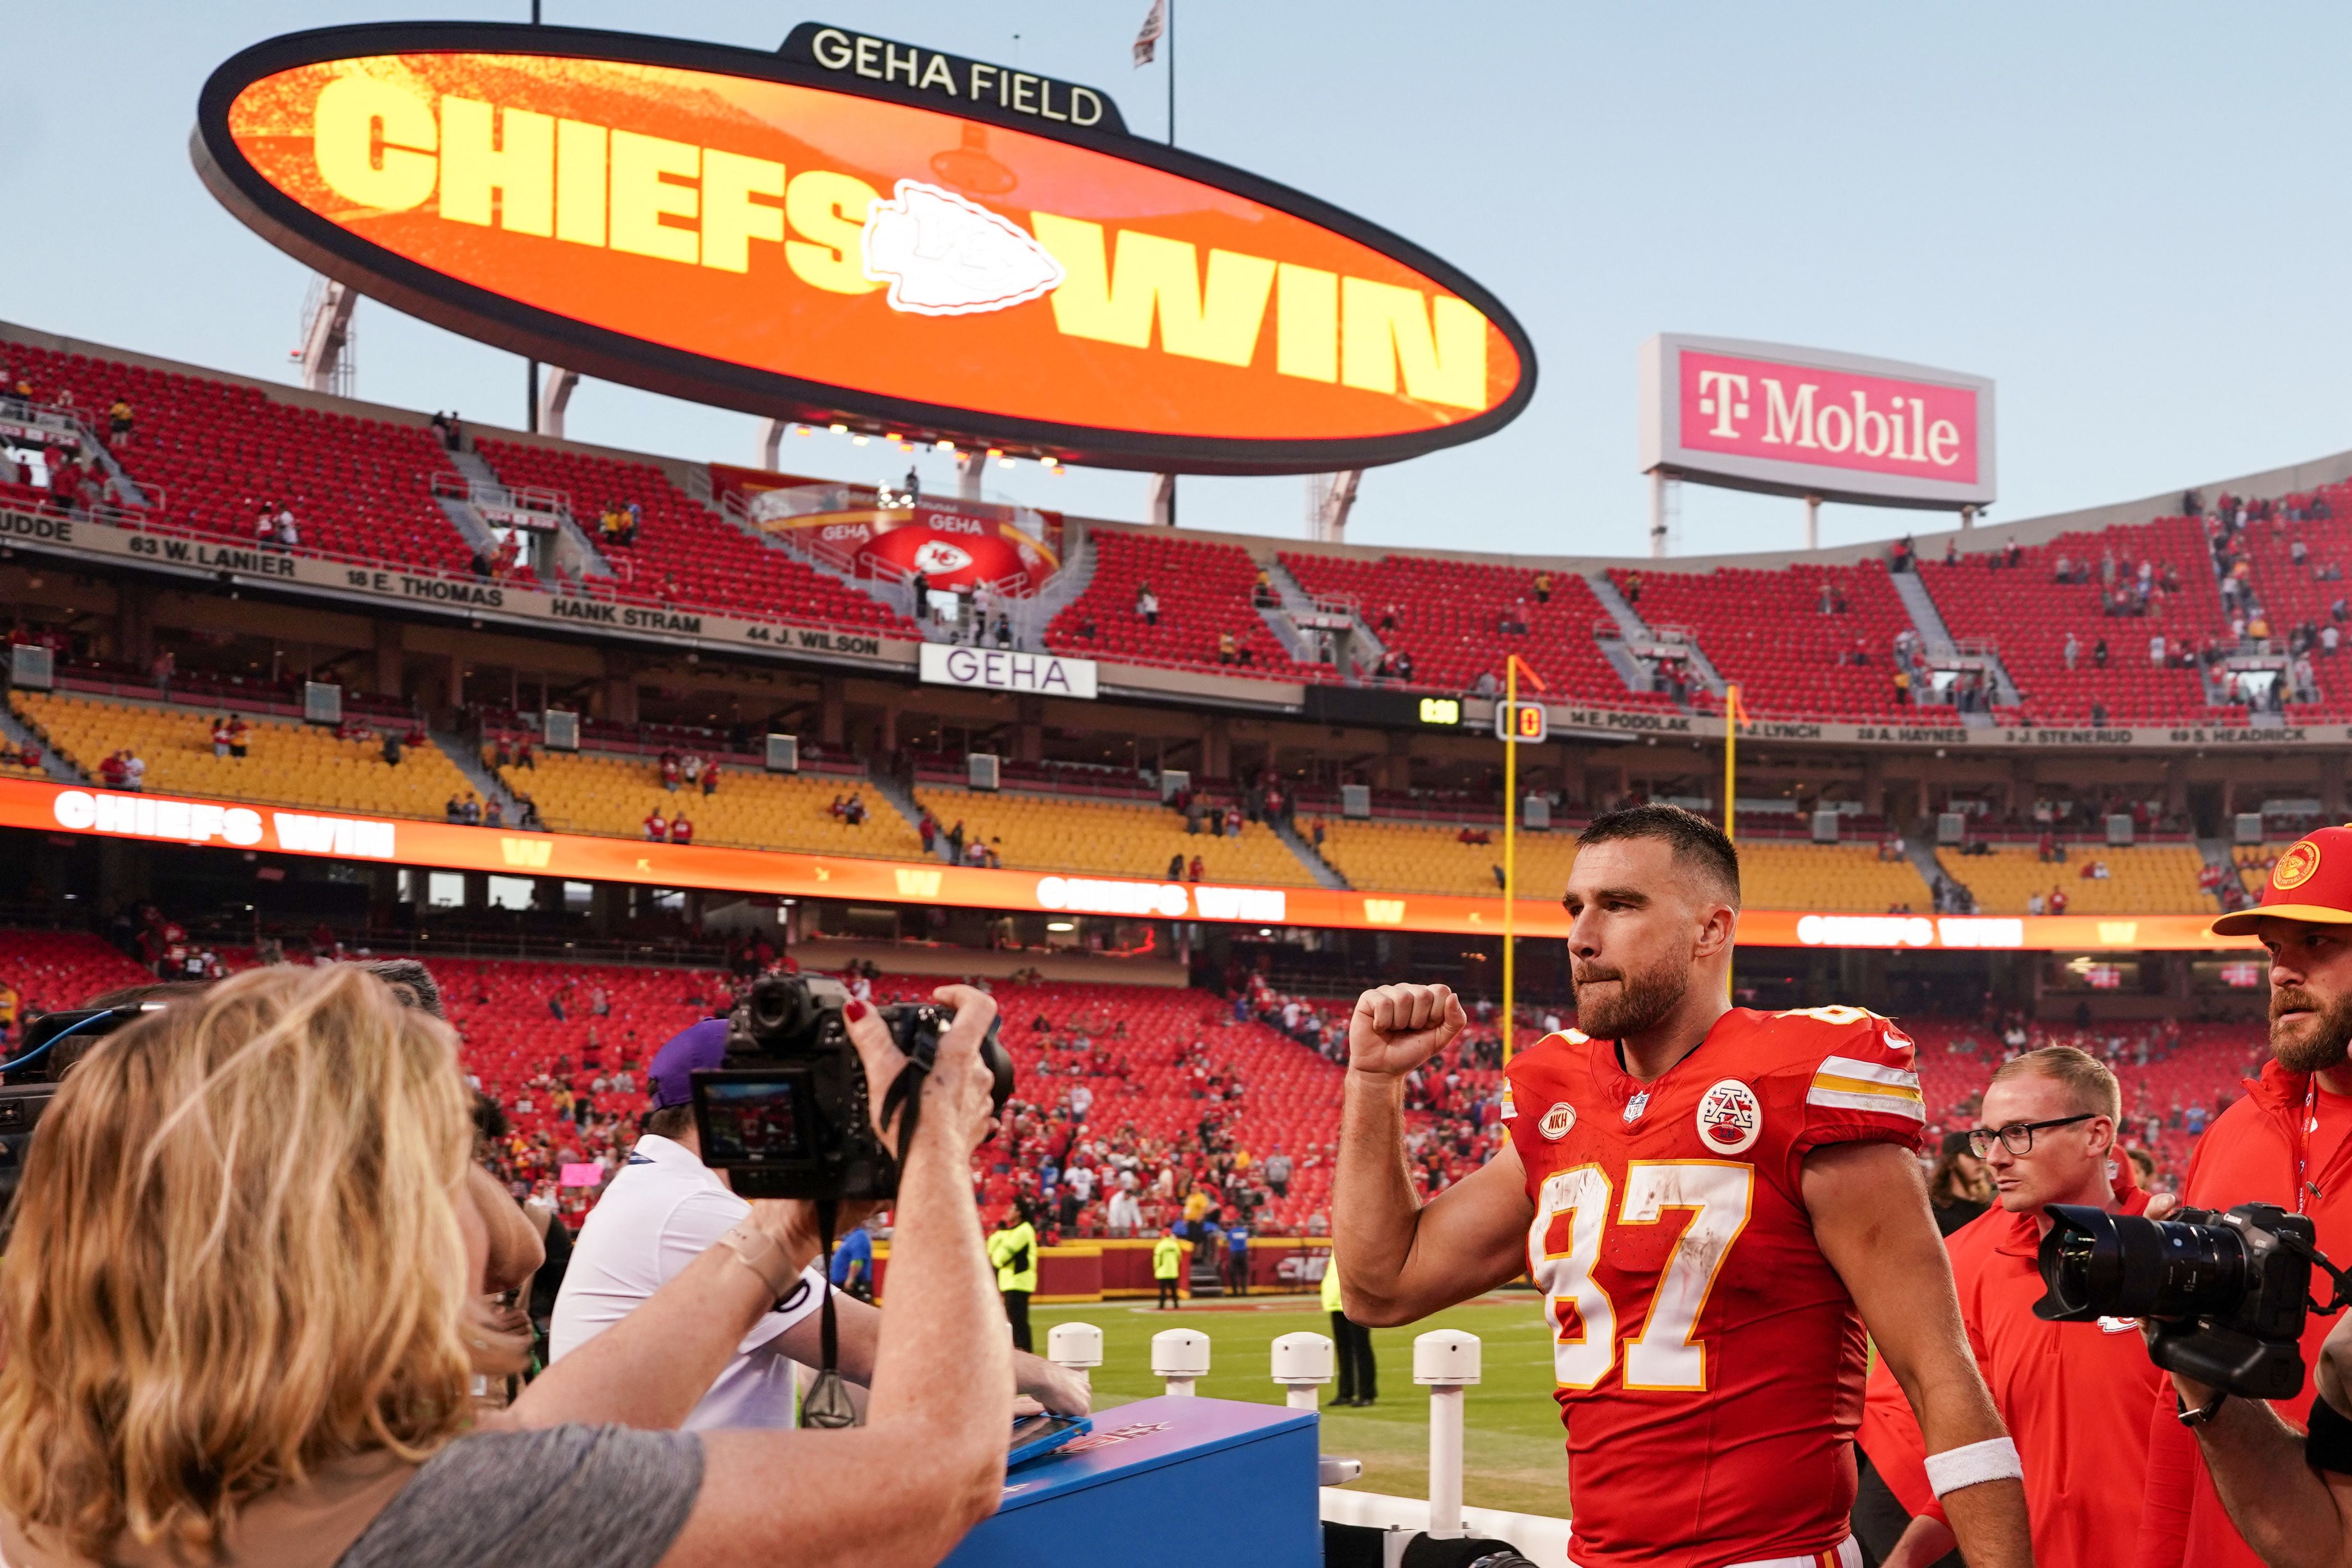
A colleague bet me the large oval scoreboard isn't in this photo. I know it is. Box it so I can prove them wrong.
[195,23,1535,474]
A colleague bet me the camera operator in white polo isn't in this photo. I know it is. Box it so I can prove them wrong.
[552,1018,1090,1425]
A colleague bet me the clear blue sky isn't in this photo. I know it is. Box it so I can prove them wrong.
[7,3,2350,559]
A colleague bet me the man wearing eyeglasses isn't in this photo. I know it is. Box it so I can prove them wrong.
[1863,1046,2165,1568]
[2137,825,2352,1568]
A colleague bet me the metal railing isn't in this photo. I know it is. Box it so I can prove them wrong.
[432,471,573,531]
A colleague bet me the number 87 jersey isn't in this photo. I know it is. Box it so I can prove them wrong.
[1502,1006,1926,1568]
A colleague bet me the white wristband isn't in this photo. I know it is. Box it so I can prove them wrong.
[1923,1435,2023,1498]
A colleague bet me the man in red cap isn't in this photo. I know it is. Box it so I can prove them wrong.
[2136,824,2352,1567]
[1859,1046,2165,1568]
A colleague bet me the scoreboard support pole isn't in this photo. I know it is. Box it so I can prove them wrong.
[1722,682,1743,1000]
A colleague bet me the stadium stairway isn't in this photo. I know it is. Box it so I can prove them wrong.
[1262,555,1385,677]
[1012,524,1097,653]
[1585,570,1650,643]
[1270,816,1350,889]
[1250,559,1324,664]
[432,729,525,821]
[0,703,84,782]
[2195,835,2238,910]
[1889,569,2020,718]
[1904,834,1961,908]
[445,444,616,584]
[1588,572,1728,701]
[1585,572,1676,696]
[430,475,502,561]
[864,763,939,853]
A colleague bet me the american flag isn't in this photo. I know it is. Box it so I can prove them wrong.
[1133,0,1165,65]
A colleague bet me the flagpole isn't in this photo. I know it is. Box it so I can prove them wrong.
[1166,0,1175,145]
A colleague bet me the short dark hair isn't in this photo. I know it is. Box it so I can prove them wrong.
[361,958,444,1019]
[1575,804,1741,905]
[643,1104,697,1140]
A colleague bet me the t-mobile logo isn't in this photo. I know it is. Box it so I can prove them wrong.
[1696,369,1750,437]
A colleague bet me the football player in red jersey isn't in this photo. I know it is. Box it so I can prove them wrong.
[1334,805,2032,1568]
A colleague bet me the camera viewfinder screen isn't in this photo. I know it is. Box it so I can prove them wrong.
[702,1077,810,1165]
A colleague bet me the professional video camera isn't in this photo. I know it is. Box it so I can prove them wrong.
[690,973,1013,1202]
[2036,1201,2352,1399]
[0,1004,158,1228]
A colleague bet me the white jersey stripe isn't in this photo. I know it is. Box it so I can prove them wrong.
[1815,1054,1920,1089]
[1807,1085,1926,1120]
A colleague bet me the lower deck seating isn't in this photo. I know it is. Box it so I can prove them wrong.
[2234,843,2293,897]
[1311,823,1935,909]
[490,750,925,857]
[913,786,1318,885]
[0,931,2272,1227]
[12,691,473,820]
[0,930,160,1018]
[1736,843,1936,911]
[1905,1017,2259,1186]
[1935,844,2212,914]
[1311,819,1578,897]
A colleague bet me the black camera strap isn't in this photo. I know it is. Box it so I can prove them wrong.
[800,1199,856,1430]
[2280,1227,2352,1317]
[799,1050,958,1431]
[881,1057,931,1167]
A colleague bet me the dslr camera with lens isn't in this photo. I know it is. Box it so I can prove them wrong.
[690,973,1013,1202]
[2035,1201,2344,1399]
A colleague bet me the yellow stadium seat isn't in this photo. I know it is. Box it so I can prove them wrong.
[1937,844,2212,915]
[492,751,926,859]
[10,691,473,820]
[1311,819,1935,909]
[914,786,1317,886]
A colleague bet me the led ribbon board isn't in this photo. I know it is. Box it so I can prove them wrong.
[194,23,1534,474]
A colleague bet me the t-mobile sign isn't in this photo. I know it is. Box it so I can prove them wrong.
[1639,334,1994,510]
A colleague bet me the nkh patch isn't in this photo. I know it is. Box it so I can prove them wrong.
[1538,1102,1577,1140]
[1694,1078,1763,1155]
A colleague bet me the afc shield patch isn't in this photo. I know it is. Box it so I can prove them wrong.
[1695,1078,1762,1155]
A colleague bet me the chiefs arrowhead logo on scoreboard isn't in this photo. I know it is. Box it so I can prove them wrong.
[191,22,1533,474]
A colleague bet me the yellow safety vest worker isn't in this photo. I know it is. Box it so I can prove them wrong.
[1152,1233,1184,1280]
[1320,1249,1344,1312]
[988,1220,1040,1293]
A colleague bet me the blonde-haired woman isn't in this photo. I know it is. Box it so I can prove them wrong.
[0,963,1009,1568]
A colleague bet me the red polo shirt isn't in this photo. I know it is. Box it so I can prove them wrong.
[1861,1163,2161,1568]
[2136,1061,2352,1568]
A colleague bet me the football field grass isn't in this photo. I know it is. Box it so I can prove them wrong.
[1033,1292,1573,1518]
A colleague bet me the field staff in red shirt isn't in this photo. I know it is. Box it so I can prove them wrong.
[1863,1047,2167,1568]
[1332,806,2032,1568]
[2138,825,2352,1568]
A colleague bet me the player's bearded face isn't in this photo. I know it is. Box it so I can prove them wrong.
[1572,950,1687,1041]
[2271,979,2352,1074]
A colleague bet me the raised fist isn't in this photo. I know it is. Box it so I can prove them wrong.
[1347,983,1467,1079]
